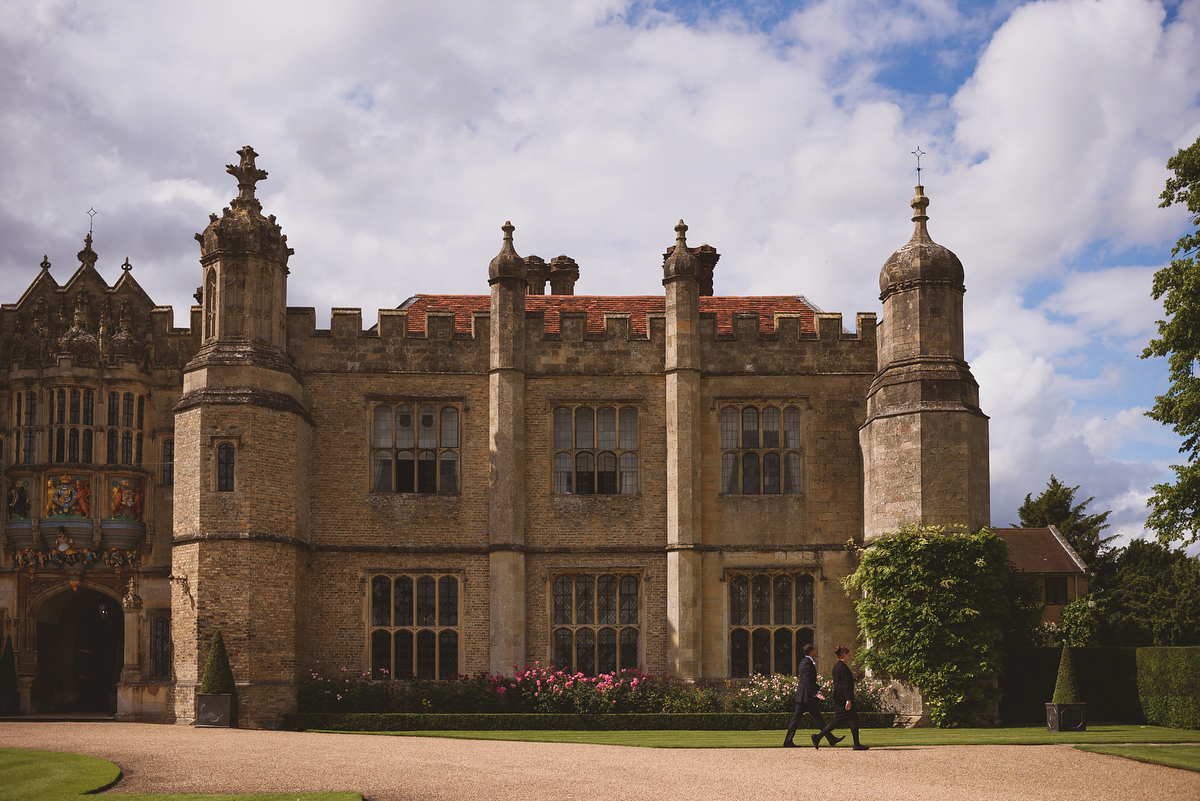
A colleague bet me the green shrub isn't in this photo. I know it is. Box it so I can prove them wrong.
[1051,646,1081,704]
[1137,646,1200,729]
[198,631,235,696]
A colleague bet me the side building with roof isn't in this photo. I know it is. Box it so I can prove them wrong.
[0,148,988,726]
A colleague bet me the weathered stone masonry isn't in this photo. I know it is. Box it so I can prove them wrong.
[0,149,987,726]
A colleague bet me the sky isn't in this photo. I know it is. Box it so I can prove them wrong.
[2,0,1199,553]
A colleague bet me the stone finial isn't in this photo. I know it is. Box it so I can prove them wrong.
[121,257,132,272]
[911,184,930,237]
[227,145,268,213]
[77,232,98,269]
[662,218,699,283]
[40,255,51,272]
[488,220,526,281]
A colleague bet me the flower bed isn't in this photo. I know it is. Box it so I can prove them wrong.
[297,662,894,720]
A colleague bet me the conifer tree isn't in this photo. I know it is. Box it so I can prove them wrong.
[1014,475,1113,567]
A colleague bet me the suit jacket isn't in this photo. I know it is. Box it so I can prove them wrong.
[832,659,855,707]
[796,656,820,704]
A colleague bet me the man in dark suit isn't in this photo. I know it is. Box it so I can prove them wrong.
[817,645,870,750]
[782,642,843,748]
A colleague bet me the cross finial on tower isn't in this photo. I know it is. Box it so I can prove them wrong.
[911,146,926,183]
[227,145,269,211]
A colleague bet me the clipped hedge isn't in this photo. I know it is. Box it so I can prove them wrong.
[999,646,1200,727]
[1137,647,1200,730]
[282,711,896,732]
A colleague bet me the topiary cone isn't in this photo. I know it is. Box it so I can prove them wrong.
[1051,644,1081,705]
[199,631,236,696]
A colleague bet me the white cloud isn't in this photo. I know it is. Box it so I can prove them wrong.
[0,0,1198,544]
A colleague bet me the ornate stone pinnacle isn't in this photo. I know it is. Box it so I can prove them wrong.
[226,145,268,212]
[675,219,688,247]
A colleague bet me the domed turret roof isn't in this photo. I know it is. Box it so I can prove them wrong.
[488,221,525,281]
[879,186,963,299]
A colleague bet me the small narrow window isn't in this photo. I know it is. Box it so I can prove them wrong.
[417,406,436,448]
[57,389,66,425]
[70,389,81,424]
[395,406,414,447]
[553,407,573,449]
[743,453,760,494]
[417,451,436,493]
[440,407,459,448]
[396,451,415,493]
[121,431,133,465]
[83,390,94,425]
[55,427,65,462]
[597,407,617,449]
[619,453,638,494]
[373,406,393,448]
[68,428,79,462]
[783,406,801,448]
[619,407,638,450]
[597,452,617,494]
[575,407,594,449]
[721,406,738,449]
[762,407,780,448]
[373,452,394,492]
[162,439,174,485]
[575,451,595,494]
[122,393,134,427]
[721,453,738,494]
[742,407,759,448]
[784,452,802,494]
[554,453,573,494]
[763,452,780,494]
[108,392,120,427]
[82,430,93,464]
[216,443,235,491]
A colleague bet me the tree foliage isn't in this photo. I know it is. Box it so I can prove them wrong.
[1143,134,1200,546]
[844,526,1038,727]
[1097,539,1200,647]
[1014,475,1114,568]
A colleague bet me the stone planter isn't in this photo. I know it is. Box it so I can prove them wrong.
[196,693,236,728]
[1046,702,1087,732]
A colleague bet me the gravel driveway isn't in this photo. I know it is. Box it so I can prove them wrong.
[1,722,1197,801]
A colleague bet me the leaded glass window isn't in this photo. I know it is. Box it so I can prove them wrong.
[552,405,639,495]
[718,403,804,495]
[371,402,462,494]
[369,573,461,680]
[728,572,816,678]
[550,573,641,675]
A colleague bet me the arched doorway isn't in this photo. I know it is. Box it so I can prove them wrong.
[33,588,123,713]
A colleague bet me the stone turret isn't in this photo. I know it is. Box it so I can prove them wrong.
[859,186,989,540]
[173,147,312,727]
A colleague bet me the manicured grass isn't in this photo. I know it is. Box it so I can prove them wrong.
[0,749,361,801]
[1076,744,1200,773]
[338,724,1200,749]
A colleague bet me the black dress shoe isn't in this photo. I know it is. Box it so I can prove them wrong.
[782,742,797,748]
[853,744,870,750]
[811,733,821,749]
[829,735,845,746]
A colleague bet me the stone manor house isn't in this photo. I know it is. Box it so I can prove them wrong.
[1,148,992,727]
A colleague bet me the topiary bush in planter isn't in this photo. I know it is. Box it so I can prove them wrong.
[196,631,236,727]
[1046,645,1086,731]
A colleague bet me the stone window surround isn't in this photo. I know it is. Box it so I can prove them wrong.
[715,399,806,496]
[725,570,817,678]
[369,398,464,495]
[11,385,147,467]
[365,568,465,681]
[545,567,645,675]
[550,403,640,496]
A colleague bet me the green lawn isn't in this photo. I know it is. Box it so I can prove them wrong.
[0,749,361,801]
[1076,744,1200,773]
[337,724,1200,749]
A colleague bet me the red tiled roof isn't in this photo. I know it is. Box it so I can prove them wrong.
[398,295,818,336]
[993,528,1087,574]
